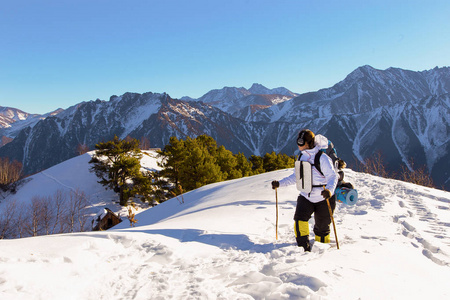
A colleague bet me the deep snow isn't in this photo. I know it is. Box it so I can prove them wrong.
[0,152,450,299]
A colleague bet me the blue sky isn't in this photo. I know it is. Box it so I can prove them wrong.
[1,0,450,114]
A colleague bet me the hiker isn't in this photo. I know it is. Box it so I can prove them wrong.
[271,129,339,252]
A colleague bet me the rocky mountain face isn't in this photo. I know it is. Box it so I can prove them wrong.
[186,83,297,116]
[0,107,63,147]
[259,66,450,189]
[1,66,449,190]
[0,107,32,128]
[0,107,39,147]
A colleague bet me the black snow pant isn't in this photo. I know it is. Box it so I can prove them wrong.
[293,194,336,251]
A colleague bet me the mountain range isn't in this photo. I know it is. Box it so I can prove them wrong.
[0,65,449,189]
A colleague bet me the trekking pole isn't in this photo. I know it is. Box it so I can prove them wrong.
[326,197,339,249]
[275,188,279,240]
[324,187,339,249]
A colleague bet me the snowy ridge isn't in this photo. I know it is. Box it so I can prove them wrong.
[0,151,449,299]
[248,83,299,97]
[191,84,297,116]
[0,107,63,138]
[119,95,162,138]
[0,107,30,127]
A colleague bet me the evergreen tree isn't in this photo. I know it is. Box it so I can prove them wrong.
[216,145,241,179]
[274,153,295,170]
[157,136,186,192]
[89,136,144,206]
[179,137,223,190]
[156,135,295,196]
[249,155,265,174]
[263,152,279,172]
[195,135,218,157]
[234,152,253,177]
[133,170,154,203]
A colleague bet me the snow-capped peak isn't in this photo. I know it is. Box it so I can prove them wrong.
[248,83,272,94]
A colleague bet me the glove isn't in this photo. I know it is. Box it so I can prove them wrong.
[337,159,346,169]
[321,189,331,200]
[271,180,280,189]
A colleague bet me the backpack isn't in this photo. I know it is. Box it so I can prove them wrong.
[298,140,340,176]
[321,140,339,172]
[297,138,357,204]
[298,139,348,185]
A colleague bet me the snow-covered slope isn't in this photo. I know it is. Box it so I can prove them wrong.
[0,150,162,221]
[0,153,449,299]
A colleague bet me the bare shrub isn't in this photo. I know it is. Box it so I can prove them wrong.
[76,144,90,155]
[127,202,138,227]
[353,153,435,189]
[0,189,91,239]
[25,196,44,237]
[0,199,19,239]
[139,136,151,150]
[51,190,68,234]
[353,152,388,178]
[66,189,90,233]
[399,159,434,188]
[0,157,23,191]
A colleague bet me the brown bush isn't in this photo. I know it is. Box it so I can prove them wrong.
[352,153,434,188]
[0,157,23,187]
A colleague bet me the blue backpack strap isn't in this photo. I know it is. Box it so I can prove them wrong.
[327,140,338,163]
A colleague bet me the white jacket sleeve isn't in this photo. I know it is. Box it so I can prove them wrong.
[278,170,296,187]
[320,154,338,195]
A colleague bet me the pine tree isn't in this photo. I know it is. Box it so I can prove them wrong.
[234,152,253,177]
[216,145,241,179]
[249,155,265,174]
[179,138,224,190]
[196,135,218,157]
[263,152,279,172]
[157,136,186,191]
[89,136,144,206]
[275,153,295,170]
[156,135,294,196]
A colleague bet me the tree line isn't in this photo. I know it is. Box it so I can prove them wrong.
[154,135,294,200]
[89,134,294,206]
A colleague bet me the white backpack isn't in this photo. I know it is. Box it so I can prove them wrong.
[295,160,312,193]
